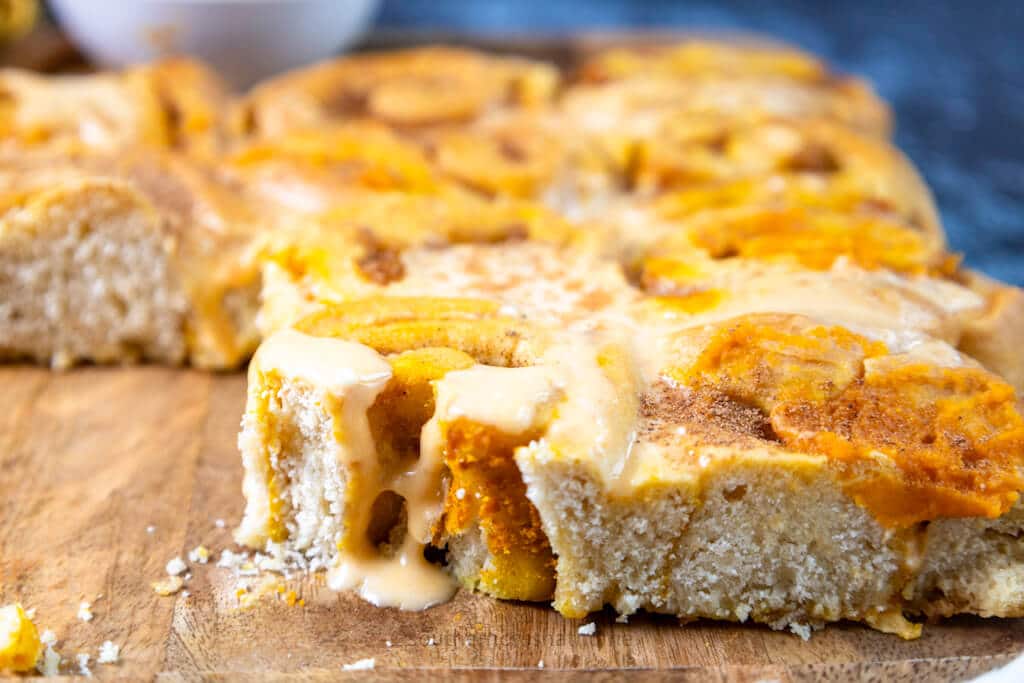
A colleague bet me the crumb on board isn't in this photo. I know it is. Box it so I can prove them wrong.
[217,548,249,569]
[76,652,91,677]
[77,602,93,622]
[789,623,812,640]
[220,547,312,609]
[578,622,597,636]
[152,576,185,596]
[97,641,119,665]
[215,519,226,529]
[165,557,188,576]
[235,575,282,609]
[188,546,211,564]
[146,525,156,534]
[342,657,375,671]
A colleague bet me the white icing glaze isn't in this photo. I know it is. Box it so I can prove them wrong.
[327,535,456,610]
[255,328,392,392]
[435,364,562,434]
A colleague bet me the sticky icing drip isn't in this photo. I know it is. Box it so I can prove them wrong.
[254,329,458,610]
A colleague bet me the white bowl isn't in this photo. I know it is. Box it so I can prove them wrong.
[49,0,381,86]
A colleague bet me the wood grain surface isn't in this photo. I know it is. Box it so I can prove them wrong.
[1,366,1022,681]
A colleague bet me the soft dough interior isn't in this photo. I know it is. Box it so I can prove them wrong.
[0,181,187,367]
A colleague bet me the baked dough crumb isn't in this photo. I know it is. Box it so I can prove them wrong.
[788,623,812,640]
[152,576,185,596]
[165,556,188,576]
[188,546,211,564]
[97,641,119,665]
[216,548,250,569]
[76,653,91,677]
[76,602,93,622]
[578,622,597,636]
[342,657,375,670]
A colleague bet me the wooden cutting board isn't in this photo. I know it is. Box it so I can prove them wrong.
[0,25,1022,682]
[1,365,1022,681]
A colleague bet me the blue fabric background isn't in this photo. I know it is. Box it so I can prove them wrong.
[377,0,1024,284]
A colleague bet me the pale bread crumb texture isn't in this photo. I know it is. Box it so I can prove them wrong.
[236,378,347,573]
[0,181,187,367]
[908,503,1024,619]
[515,455,898,629]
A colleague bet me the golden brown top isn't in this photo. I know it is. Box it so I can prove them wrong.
[577,39,830,83]
[237,46,560,137]
[278,213,1020,527]
[595,116,937,232]
[643,205,947,277]
[670,315,1024,526]
[0,58,231,155]
[563,74,889,138]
